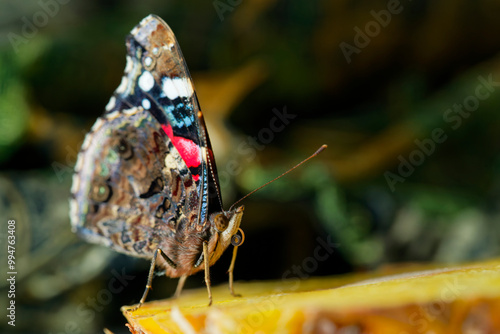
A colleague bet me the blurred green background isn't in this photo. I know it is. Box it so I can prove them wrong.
[1,0,500,332]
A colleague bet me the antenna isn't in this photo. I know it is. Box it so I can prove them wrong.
[228,144,327,212]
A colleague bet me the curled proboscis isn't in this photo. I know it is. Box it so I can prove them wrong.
[231,228,245,247]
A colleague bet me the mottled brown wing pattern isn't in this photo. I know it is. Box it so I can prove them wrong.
[70,107,201,272]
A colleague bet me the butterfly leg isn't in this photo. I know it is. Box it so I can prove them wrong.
[203,241,213,306]
[228,245,241,297]
[130,248,176,311]
[174,274,187,298]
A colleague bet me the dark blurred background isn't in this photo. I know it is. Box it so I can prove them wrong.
[1,0,500,333]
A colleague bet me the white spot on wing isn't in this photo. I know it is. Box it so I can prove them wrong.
[71,172,80,193]
[144,57,153,67]
[90,117,105,133]
[162,77,194,100]
[81,133,92,151]
[75,150,85,171]
[106,110,121,120]
[162,77,178,99]
[178,78,194,98]
[69,198,79,228]
[165,153,177,170]
[125,56,134,73]
[105,96,116,111]
[123,108,140,116]
[142,98,151,110]
[138,71,155,92]
[116,76,128,94]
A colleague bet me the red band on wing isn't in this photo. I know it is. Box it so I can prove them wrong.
[161,124,202,172]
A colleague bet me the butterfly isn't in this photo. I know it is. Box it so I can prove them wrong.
[70,14,245,309]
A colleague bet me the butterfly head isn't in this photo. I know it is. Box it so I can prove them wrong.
[208,205,245,263]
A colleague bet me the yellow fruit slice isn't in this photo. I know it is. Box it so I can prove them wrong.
[122,258,500,333]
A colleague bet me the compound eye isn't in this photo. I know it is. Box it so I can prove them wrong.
[117,138,133,160]
[90,179,113,203]
[214,214,229,232]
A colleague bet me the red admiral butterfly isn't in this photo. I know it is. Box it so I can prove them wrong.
[70,14,326,310]
[70,15,245,309]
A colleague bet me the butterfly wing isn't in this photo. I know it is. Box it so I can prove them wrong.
[70,107,197,258]
[70,15,223,272]
[106,15,223,221]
